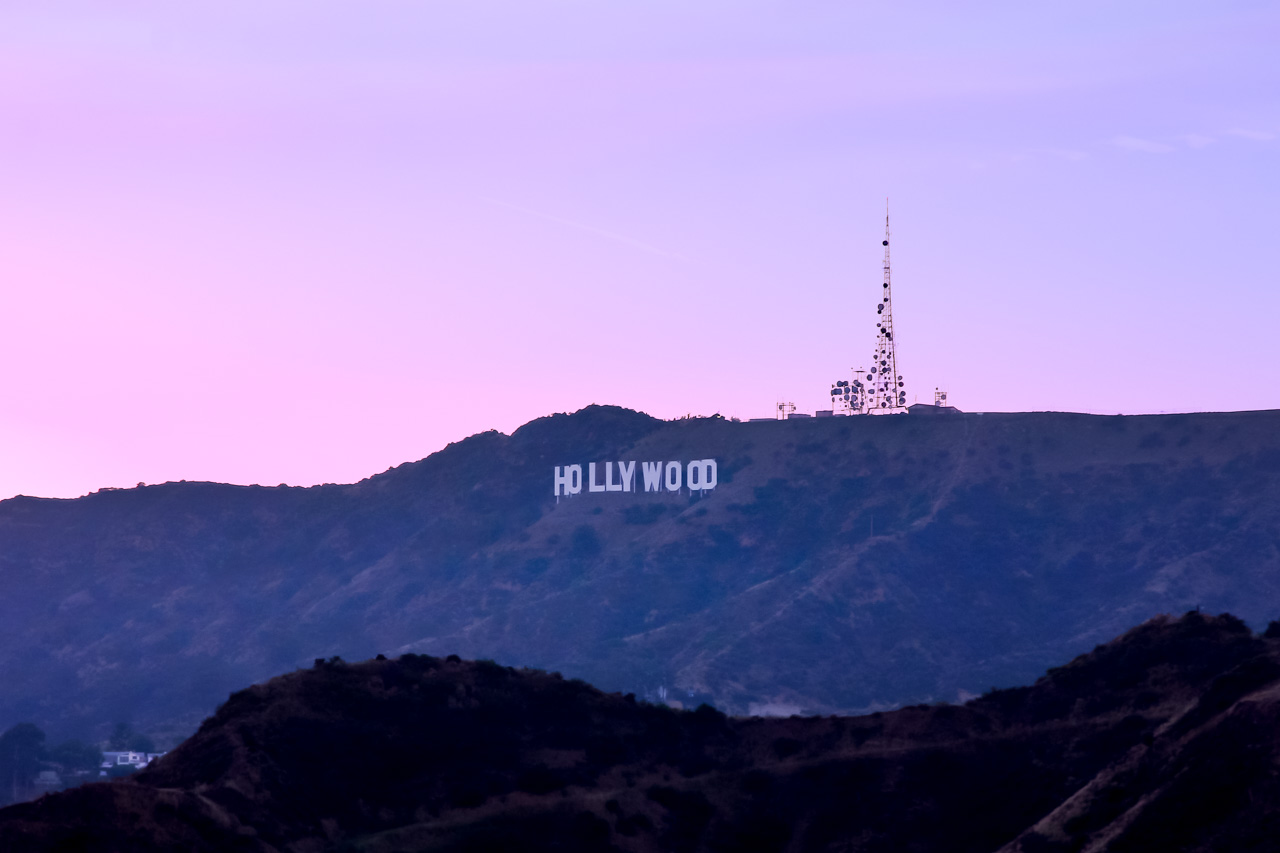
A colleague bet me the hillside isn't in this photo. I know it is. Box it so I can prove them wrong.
[2,405,1280,738]
[2,612,1279,852]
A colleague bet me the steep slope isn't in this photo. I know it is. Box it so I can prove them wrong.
[2,405,1280,737]
[2,613,1279,852]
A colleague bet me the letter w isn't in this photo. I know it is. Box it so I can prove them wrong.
[641,461,663,493]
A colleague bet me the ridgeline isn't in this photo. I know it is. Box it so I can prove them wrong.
[3,613,1280,852]
[2,405,1279,738]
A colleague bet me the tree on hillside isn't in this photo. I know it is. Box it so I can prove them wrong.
[108,722,154,754]
[107,722,132,750]
[47,739,103,774]
[0,723,46,805]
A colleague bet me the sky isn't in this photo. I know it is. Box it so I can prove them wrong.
[0,1,1277,499]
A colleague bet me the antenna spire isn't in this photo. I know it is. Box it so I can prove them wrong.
[829,201,907,414]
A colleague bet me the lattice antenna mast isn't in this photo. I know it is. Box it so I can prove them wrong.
[830,202,907,414]
[866,201,906,411]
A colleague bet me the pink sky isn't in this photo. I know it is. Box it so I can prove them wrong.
[1,1,1278,499]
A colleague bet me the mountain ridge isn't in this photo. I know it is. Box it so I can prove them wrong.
[2,405,1280,739]
[2,612,1279,852]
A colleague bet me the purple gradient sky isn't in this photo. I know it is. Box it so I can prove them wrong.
[1,1,1277,499]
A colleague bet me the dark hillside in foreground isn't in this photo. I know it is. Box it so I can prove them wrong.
[3,613,1280,852]
[2,405,1280,737]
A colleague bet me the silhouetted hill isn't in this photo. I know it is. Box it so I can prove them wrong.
[3,613,1279,852]
[2,405,1280,739]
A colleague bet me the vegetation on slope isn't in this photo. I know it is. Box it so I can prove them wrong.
[3,613,1280,852]
[3,405,1280,737]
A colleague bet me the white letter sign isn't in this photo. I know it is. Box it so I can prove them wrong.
[554,465,582,497]
[554,459,715,498]
[641,461,663,492]
[664,461,683,492]
[687,459,718,491]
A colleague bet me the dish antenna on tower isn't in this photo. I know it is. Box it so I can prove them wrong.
[831,200,907,413]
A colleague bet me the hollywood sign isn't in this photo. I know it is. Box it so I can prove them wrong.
[553,460,718,496]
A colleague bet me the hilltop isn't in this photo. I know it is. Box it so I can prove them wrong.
[2,405,1280,738]
[2,612,1280,852]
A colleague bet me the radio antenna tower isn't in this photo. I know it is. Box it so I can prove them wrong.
[867,200,906,411]
[831,200,907,413]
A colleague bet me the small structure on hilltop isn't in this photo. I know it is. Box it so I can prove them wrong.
[908,388,961,415]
